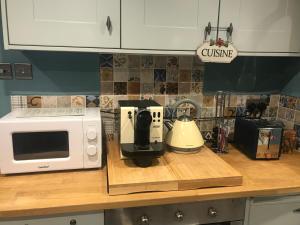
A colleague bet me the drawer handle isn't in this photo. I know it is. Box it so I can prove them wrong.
[293,208,300,213]
[106,16,112,34]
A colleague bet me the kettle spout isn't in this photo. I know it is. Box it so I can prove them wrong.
[164,120,173,131]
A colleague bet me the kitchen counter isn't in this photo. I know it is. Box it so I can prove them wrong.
[1,140,300,219]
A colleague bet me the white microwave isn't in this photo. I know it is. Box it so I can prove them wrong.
[0,108,102,174]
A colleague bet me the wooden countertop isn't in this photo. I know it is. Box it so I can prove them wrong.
[2,140,300,219]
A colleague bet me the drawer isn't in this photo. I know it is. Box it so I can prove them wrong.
[0,212,104,225]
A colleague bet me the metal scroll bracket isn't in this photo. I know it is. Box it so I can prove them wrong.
[204,22,233,45]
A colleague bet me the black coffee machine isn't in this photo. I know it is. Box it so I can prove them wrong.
[119,100,164,167]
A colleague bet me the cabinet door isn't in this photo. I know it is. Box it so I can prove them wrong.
[5,0,120,48]
[246,196,300,225]
[121,0,219,51]
[220,0,300,53]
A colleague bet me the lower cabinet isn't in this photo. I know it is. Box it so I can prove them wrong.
[0,212,104,225]
[245,195,300,225]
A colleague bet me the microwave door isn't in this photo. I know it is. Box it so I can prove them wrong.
[12,131,70,161]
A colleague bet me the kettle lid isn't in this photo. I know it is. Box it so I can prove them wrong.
[178,115,192,122]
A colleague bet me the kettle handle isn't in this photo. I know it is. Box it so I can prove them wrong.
[172,99,201,119]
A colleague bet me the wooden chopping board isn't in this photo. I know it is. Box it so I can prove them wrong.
[107,141,178,195]
[107,141,242,195]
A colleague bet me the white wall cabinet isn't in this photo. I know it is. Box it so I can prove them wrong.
[2,0,120,49]
[220,0,300,54]
[245,196,300,225]
[1,0,300,55]
[121,0,219,51]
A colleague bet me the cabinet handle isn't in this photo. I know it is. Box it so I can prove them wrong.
[106,16,112,34]
[293,208,300,213]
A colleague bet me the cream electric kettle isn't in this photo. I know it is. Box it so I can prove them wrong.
[165,99,204,152]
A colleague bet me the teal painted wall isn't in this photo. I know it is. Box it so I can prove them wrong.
[0,17,100,116]
[282,72,300,97]
[204,56,300,95]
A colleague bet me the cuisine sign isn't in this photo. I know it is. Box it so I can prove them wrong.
[197,42,238,63]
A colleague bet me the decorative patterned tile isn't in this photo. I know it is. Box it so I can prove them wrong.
[166,66,178,82]
[11,96,27,110]
[128,82,140,95]
[99,54,113,68]
[191,82,203,95]
[100,95,114,109]
[202,131,213,141]
[224,107,237,117]
[237,95,248,107]
[178,83,191,95]
[189,95,203,106]
[296,111,300,123]
[165,95,184,107]
[285,109,295,121]
[179,70,191,82]
[57,96,71,108]
[114,82,127,95]
[279,95,288,107]
[296,98,300,111]
[113,54,128,68]
[200,121,214,131]
[128,55,140,68]
[164,107,173,118]
[236,107,246,117]
[179,56,193,69]
[71,96,85,108]
[201,107,215,118]
[101,82,114,95]
[141,83,154,94]
[113,68,128,82]
[269,95,280,107]
[154,56,167,69]
[154,82,166,95]
[287,96,297,109]
[154,69,166,82]
[128,68,140,82]
[27,96,42,108]
[140,69,154,83]
[166,83,178,95]
[279,119,294,130]
[141,56,154,68]
[277,107,286,119]
[269,107,278,118]
[191,69,204,82]
[228,95,237,107]
[41,96,57,108]
[100,67,113,81]
[167,56,179,68]
[203,96,215,107]
[86,95,100,107]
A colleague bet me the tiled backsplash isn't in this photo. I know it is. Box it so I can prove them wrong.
[11,95,99,109]
[277,95,300,129]
[8,54,300,144]
[99,54,205,110]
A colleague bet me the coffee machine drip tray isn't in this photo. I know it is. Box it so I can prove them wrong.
[120,142,164,167]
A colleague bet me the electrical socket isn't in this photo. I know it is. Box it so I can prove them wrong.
[14,63,33,80]
[0,63,13,80]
